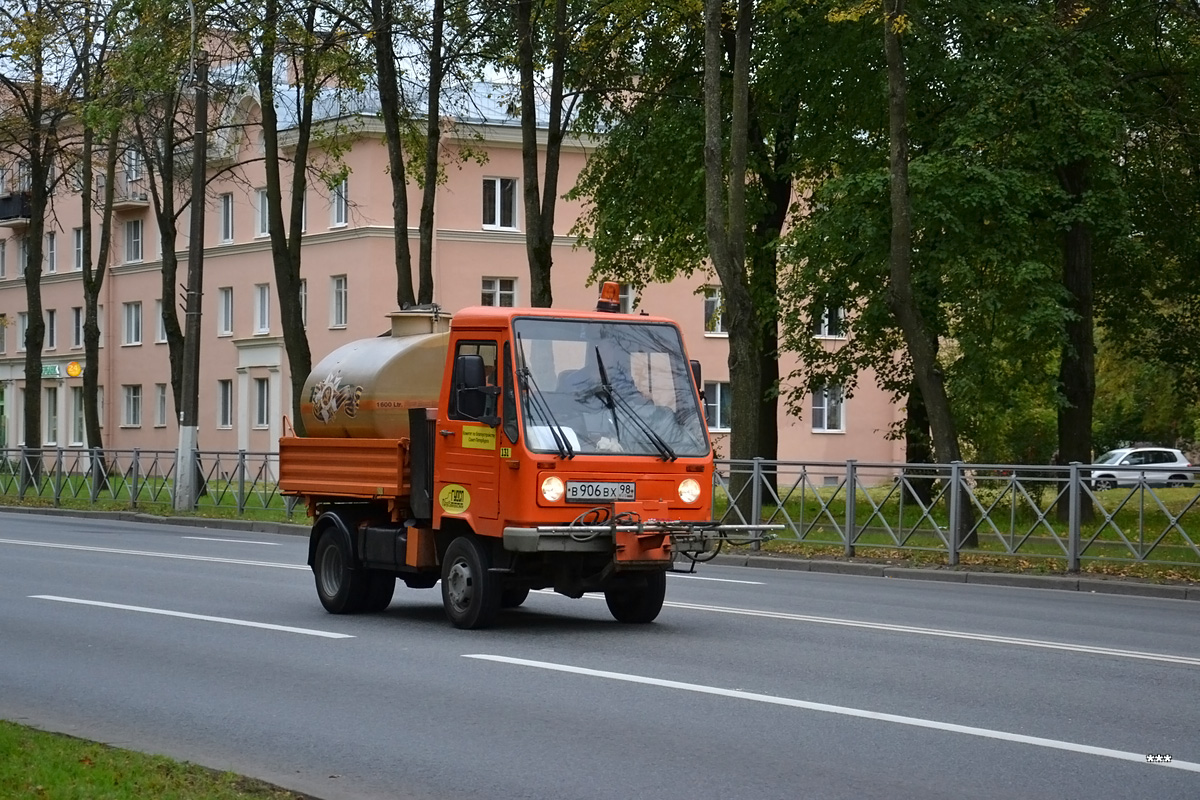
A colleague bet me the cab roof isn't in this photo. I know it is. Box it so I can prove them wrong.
[449,304,678,329]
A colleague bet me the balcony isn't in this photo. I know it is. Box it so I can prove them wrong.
[112,183,150,212]
[0,191,32,230]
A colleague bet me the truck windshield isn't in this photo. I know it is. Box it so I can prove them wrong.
[512,317,710,458]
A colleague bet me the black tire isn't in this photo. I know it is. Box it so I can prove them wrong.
[314,528,367,614]
[363,572,396,612]
[1092,479,1116,492]
[1166,477,1189,489]
[441,536,502,629]
[604,570,667,624]
[403,574,440,590]
[501,586,530,609]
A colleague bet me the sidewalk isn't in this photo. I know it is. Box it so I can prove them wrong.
[7,504,1199,601]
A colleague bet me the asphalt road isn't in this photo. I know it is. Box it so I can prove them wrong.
[1,511,1197,800]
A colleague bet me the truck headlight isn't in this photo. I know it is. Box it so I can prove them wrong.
[678,478,701,504]
[541,476,564,502]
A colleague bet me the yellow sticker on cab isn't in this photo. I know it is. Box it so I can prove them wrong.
[461,426,497,450]
[439,483,471,514]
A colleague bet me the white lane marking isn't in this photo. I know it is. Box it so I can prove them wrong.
[659,600,1200,667]
[532,591,1200,667]
[0,538,306,570]
[31,595,353,639]
[668,574,764,585]
[465,654,1200,773]
[183,536,281,546]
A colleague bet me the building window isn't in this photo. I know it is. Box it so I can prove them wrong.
[17,312,28,351]
[124,219,143,263]
[220,193,234,242]
[298,278,307,327]
[71,307,83,348]
[619,283,637,314]
[73,228,84,270]
[123,384,142,427]
[45,386,58,444]
[0,313,6,353]
[812,383,845,432]
[70,386,85,445]
[257,188,269,236]
[217,379,233,428]
[703,286,726,334]
[482,177,517,229]
[814,305,846,338]
[481,277,516,307]
[45,231,56,272]
[255,283,270,333]
[330,275,347,327]
[45,308,56,350]
[123,301,142,345]
[704,381,731,431]
[217,287,233,335]
[155,299,166,343]
[155,383,168,427]
[254,377,269,428]
[18,237,27,276]
[331,178,348,226]
[0,239,6,277]
[124,148,143,182]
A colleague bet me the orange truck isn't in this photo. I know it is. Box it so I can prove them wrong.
[279,284,766,628]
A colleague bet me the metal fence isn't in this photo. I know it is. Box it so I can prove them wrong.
[713,458,1200,570]
[3,447,1198,570]
[0,447,297,518]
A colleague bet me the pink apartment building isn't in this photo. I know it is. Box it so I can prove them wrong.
[0,90,903,464]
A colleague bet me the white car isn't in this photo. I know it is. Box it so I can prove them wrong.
[1090,447,1195,491]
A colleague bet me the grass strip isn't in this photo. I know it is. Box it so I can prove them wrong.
[0,721,313,800]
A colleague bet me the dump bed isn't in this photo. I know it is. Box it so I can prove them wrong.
[278,436,411,501]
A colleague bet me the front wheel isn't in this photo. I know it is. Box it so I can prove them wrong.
[441,536,502,629]
[314,528,367,614]
[604,571,667,624]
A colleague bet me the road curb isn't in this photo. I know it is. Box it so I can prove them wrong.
[710,552,1198,600]
[7,506,1197,601]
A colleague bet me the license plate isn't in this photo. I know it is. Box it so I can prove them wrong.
[566,481,635,503]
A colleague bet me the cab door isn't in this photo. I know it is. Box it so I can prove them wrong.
[434,339,501,529]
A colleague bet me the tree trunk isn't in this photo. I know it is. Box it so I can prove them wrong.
[882,0,973,545]
[372,0,416,308]
[516,0,567,308]
[903,380,934,506]
[418,0,445,306]
[1055,158,1095,524]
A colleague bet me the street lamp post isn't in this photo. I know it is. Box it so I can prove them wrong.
[175,50,208,511]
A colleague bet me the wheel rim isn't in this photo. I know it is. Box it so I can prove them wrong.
[445,557,474,614]
[319,542,344,597]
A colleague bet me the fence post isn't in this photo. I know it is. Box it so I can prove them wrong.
[948,461,962,566]
[237,450,247,515]
[750,457,763,550]
[131,448,141,509]
[845,460,857,557]
[18,445,29,498]
[54,448,63,507]
[1068,461,1081,572]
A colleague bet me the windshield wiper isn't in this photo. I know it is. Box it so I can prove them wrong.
[515,333,574,459]
[596,347,676,462]
[593,347,621,438]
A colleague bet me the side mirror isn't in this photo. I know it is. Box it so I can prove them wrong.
[453,354,500,424]
[690,359,702,393]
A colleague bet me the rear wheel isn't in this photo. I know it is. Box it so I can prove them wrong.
[1092,478,1116,492]
[441,536,502,629]
[1166,477,1190,489]
[314,528,367,614]
[363,572,396,612]
[604,571,667,624]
